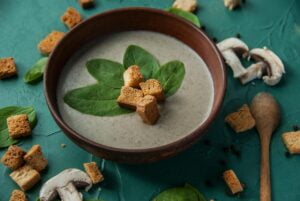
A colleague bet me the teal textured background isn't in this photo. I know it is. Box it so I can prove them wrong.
[1,0,300,200]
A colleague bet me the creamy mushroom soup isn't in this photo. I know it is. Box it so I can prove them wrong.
[57,31,214,149]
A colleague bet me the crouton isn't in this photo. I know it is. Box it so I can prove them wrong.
[10,165,41,191]
[136,95,160,125]
[282,131,300,154]
[1,145,26,170]
[139,79,164,101]
[117,86,144,109]
[225,104,255,133]
[78,0,94,9]
[123,65,144,88]
[37,31,65,55]
[7,114,31,139]
[172,0,197,12]
[24,145,48,172]
[9,190,27,201]
[0,57,17,79]
[223,169,243,194]
[61,7,82,29]
[83,162,104,184]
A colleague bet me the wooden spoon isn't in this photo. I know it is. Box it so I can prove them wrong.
[251,92,280,201]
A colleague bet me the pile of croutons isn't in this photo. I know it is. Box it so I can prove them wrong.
[117,65,164,125]
[1,145,47,194]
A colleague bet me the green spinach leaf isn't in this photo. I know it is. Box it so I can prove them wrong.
[166,8,201,28]
[87,59,125,89]
[64,84,133,116]
[24,57,48,84]
[154,60,185,97]
[152,184,207,201]
[0,106,37,148]
[123,45,160,79]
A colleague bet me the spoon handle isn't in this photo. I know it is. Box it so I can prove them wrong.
[260,137,271,201]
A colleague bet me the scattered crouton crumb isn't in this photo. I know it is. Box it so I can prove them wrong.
[223,169,243,194]
[172,0,197,12]
[136,95,160,125]
[225,104,255,133]
[9,190,27,201]
[24,145,48,172]
[139,79,164,101]
[1,145,26,170]
[282,131,300,154]
[78,0,94,9]
[0,57,17,79]
[117,86,144,109]
[61,143,67,148]
[37,31,65,55]
[61,7,82,29]
[123,65,144,88]
[7,114,31,139]
[10,165,41,191]
[83,162,104,184]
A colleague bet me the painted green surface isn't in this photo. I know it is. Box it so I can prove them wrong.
[0,0,300,200]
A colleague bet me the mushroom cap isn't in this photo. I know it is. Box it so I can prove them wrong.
[250,48,285,86]
[39,168,92,201]
[217,37,249,55]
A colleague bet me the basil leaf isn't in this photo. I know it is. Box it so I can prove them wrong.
[0,106,37,148]
[166,8,201,28]
[64,84,133,116]
[152,184,207,201]
[24,57,48,84]
[154,60,185,97]
[87,59,125,89]
[123,45,160,79]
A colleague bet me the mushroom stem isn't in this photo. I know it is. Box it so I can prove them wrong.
[57,183,82,201]
[239,62,267,84]
[221,49,247,78]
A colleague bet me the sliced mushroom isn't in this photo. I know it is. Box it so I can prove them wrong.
[250,48,285,86]
[39,168,92,201]
[239,62,267,84]
[217,38,249,78]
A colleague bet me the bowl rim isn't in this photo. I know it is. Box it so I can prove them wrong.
[44,7,226,155]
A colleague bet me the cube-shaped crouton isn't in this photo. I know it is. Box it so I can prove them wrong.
[83,162,104,184]
[282,131,300,154]
[225,104,255,133]
[10,165,41,191]
[7,114,31,139]
[1,145,26,170]
[223,169,243,194]
[139,79,164,101]
[136,95,160,125]
[24,145,48,172]
[117,86,144,110]
[0,57,17,79]
[78,0,94,9]
[123,65,144,88]
[172,0,197,12]
[37,31,65,55]
[9,190,27,201]
[61,7,82,29]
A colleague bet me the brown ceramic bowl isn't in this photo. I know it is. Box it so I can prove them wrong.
[44,7,226,164]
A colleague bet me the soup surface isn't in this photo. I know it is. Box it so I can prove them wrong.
[57,31,214,149]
